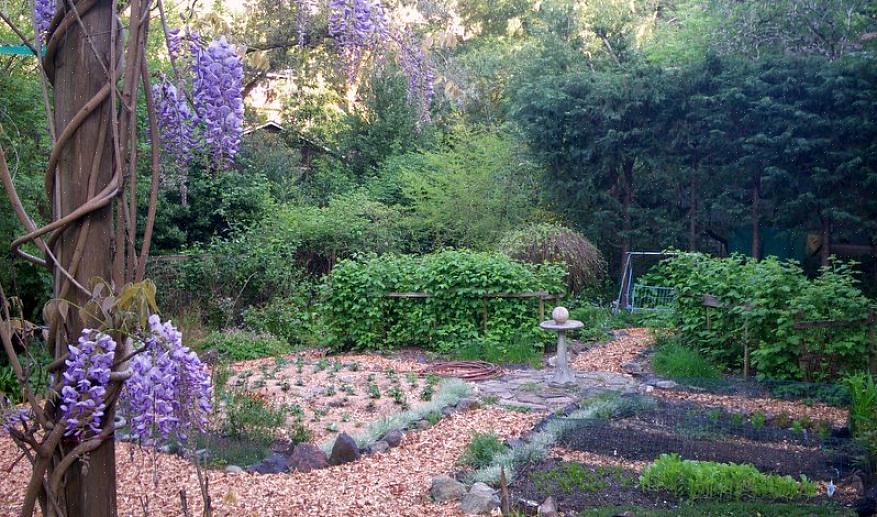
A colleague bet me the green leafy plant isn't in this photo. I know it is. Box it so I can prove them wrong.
[845,372,877,472]
[419,384,434,401]
[640,454,818,500]
[459,432,507,469]
[322,250,565,354]
[193,330,290,362]
[368,383,381,399]
[750,412,766,430]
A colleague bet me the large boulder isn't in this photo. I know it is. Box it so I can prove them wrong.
[288,443,329,473]
[459,482,499,514]
[328,432,360,466]
[430,475,467,503]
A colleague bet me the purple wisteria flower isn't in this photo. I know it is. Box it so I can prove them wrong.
[1,406,32,433]
[398,33,435,124]
[59,330,116,438]
[153,77,195,168]
[120,315,212,445]
[33,0,56,43]
[328,0,388,49]
[191,36,245,167]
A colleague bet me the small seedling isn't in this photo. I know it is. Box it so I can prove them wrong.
[295,377,304,387]
[426,374,440,387]
[482,395,499,406]
[750,412,766,430]
[347,362,360,372]
[368,383,381,399]
[367,373,376,383]
[280,381,291,392]
[325,422,338,433]
[341,383,356,396]
[792,419,805,434]
[707,408,722,422]
[295,356,304,373]
[325,385,336,397]
[406,372,419,387]
[341,413,351,423]
[425,411,442,425]
[775,412,791,428]
[314,358,329,373]
[730,413,744,427]
[332,361,343,373]
[388,386,406,405]
[419,384,434,401]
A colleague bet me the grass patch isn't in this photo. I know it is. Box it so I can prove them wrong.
[578,502,852,517]
[459,432,507,469]
[651,338,720,382]
[640,453,817,500]
[453,336,543,368]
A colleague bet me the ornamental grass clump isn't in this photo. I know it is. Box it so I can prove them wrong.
[640,453,817,500]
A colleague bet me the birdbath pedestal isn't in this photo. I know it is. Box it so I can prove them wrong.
[540,307,583,387]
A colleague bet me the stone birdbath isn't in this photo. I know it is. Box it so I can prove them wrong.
[540,306,583,387]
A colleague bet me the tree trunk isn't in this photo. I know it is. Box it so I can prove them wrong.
[618,160,634,309]
[751,170,761,260]
[688,174,698,251]
[820,214,832,267]
[51,0,118,514]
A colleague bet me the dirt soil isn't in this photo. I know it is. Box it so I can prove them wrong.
[511,458,677,512]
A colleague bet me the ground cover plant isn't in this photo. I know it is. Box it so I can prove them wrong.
[639,453,818,500]
[651,333,721,383]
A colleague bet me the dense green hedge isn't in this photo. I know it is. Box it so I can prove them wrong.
[322,250,566,352]
[650,253,873,381]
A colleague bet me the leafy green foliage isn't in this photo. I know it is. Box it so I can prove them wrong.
[242,295,319,347]
[220,388,289,442]
[579,501,853,517]
[640,454,818,500]
[193,330,291,361]
[323,250,565,353]
[459,432,507,469]
[453,335,543,367]
[650,253,873,380]
[845,372,877,472]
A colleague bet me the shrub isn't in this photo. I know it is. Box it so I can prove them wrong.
[459,432,507,469]
[323,249,565,353]
[648,253,873,381]
[499,223,606,295]
[220,388,289,442]
[242,294,320,347]
[453,335,544,367]
[193,330,291,361]
[640,454,818,500]
[651,338,721,382]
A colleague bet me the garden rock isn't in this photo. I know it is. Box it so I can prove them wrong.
[459,482,499,514]
[654,380,678,389]
[329,432,360,465]
[288,443,328,472]
[368,440,390,454]
[224,465,243,474]
[622,362,643,376]
[537,496,558,517]
[248,452,289,474]
[442,407,455,417]
[430,475,467,502]
[516,497,539,515]
[415,419,431,430]
[457,397,481,411]
[383,429,404,447]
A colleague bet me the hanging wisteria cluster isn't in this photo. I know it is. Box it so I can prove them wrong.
[59,331,116,438]
[32,0,56,43]
[192,36,245,165]
[152,79,195,168]
[325,0,435,121]
[120,315,212,444]
[153,32,244,170]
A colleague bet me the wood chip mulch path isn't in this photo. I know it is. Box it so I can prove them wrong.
[0,407,544,517]
[571,328,653,373]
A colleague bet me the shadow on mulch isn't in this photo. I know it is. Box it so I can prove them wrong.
[510,459,677,512]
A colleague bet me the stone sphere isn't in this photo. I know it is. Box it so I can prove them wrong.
[551,306,570,324]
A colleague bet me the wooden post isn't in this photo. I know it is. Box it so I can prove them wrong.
[51,0,119,513]
[539,297,545,321]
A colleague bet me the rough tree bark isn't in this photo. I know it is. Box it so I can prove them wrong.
[751,170,761,260]
[50,0,117,513]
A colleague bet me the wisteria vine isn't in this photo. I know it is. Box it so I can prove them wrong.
[59,330,116,438]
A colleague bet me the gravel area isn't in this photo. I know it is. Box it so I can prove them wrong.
[0,407,543,516]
